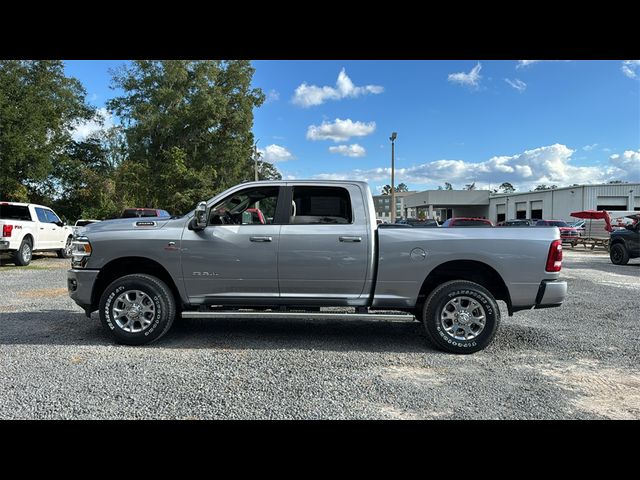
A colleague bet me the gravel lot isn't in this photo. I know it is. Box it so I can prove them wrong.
[1,249,638,419]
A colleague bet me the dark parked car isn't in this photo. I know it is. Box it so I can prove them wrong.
[399,218,440,227]
[498,219,537,227]
[120,208,171,219]
[535,220,579,244]
[442,217,494,227]
[609,215,640,265]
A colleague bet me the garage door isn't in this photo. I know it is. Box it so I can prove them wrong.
[531,200,543,220]
[515,202,526,219]
[597,196,627,210]
[496,204,506,222]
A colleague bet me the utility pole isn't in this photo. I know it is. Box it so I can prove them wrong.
[390,132,397,223]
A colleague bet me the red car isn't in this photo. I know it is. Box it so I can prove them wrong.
[441,217,494,227]
[535,220,579,244]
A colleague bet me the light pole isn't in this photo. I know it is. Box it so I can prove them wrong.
[254,139,260,181]
[390,132,397,223]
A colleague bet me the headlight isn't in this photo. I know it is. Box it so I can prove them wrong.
[71,236,92,268]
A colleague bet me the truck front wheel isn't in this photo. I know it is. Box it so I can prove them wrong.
[422,280,500,354]
[610,243,629,265]
[98,274,176,345]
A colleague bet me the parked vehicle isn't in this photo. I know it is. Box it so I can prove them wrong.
[609,214,640,265]
[120,208,171,219]
[497,219,537,227]
[73,219,101,236]
[405,218,440,228]
[67,180,567,354]
[535,220,579,245]
[0,202,74,265]
[442,217,494,227]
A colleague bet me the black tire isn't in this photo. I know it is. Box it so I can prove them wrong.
[610,243,629,265]
[422,280,500,354]
[57,235,73,259]
[98,274,176,345]
[13,237,33,266]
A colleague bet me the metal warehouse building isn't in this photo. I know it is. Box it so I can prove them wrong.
[488,183,640,223]
[402,183,640,223]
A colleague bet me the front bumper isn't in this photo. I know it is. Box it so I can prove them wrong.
[534,279,568,309]
[67,269,100,311]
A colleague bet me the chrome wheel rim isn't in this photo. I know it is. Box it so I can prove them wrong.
[64,237,73,256]
[440,296,486,341]
[112,290,156,333]
[22,243,32,262]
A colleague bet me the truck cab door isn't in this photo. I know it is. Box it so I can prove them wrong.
[278,184,370,301]
[34,207,56,249]
[180,186,285,303]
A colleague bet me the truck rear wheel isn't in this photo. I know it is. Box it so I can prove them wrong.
[99,274,176,345]
[13,237,33,266]
[421,280,500,354]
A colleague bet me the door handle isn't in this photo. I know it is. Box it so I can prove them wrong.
[339,236,362,242]
[250,236,272,242]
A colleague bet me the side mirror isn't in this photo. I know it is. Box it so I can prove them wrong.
[55,221,64,227]
[192,201,208,231]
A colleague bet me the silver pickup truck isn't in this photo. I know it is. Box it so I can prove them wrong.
[67,180,567,353]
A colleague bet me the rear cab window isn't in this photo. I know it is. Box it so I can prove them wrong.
[0,204,32,221]
[290,186,353,225]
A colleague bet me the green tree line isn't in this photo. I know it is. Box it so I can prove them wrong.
[0,60,279,222]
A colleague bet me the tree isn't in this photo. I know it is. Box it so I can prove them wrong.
[464,182,476,190]
[0,60,93,201]
[107,60,265,214]
[608,180,626,184]
[534,184,549,191]
[498,182,515,193]
[381,183,409,195]
[444,182,453,190]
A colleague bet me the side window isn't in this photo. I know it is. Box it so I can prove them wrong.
[209,187,280,225]
[45,210,61,223]
[290,186,353,225]
[35,208,49,223]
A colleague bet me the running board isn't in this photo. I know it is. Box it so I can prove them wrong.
[181,311,414,321]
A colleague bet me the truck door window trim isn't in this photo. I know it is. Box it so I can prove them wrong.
[207,186,287,226]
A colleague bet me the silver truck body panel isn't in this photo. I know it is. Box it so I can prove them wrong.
[70,180,566,312]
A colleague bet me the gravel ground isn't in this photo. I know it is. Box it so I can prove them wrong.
[0,249,638,419]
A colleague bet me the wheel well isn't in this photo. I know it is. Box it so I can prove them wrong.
[91,257,182,310]
[417,260,512,315]
[23,233,34,245]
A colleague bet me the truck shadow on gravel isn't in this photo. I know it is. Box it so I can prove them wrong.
[0,310,554,354]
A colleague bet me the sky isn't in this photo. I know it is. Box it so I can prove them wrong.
[65,60,640,193]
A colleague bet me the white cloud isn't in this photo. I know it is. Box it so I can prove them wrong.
[516,60,541,69]
[621,60,640,79]
[306,118,376,142]
[265,89,280,103]
[292,68,383,107]
[609,150,640,178]
[582,143,598,151]
[328,144,366,157]
[258,144,295,163]
[448,63,482,88]
[505,78,527,92]
[313,144,640,190]
[71,108,114,141]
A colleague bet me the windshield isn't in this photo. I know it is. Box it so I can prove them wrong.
[0,204,32,221]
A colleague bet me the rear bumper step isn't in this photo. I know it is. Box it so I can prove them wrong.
[181,311,414,321]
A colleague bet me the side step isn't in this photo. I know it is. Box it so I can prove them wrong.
[181,311,414,321]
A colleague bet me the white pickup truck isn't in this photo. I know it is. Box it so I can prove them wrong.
[0,202,74,266]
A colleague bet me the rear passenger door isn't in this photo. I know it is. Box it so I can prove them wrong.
[278,185,369,300]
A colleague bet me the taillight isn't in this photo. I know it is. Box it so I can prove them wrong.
[2,224,13,237]
[545,239,563,272]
